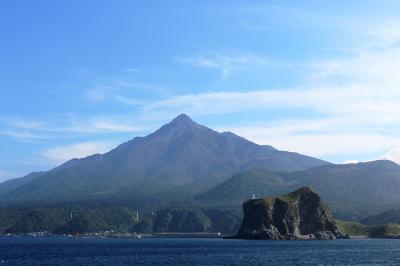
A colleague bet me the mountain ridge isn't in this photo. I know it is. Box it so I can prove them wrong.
[0,114,328,204]
[198,160,400,219]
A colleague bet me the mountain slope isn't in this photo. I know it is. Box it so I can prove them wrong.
[0,157,82,196]
[289,160,400,218]
[197,169,290,204]
[199,160,400,219]
[361,209,400,225]
[0,114,328,203]
[0,172,44,196]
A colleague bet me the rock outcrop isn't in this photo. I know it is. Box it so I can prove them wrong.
[233,187,347,240]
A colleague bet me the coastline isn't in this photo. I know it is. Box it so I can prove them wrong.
[2,233,397,240]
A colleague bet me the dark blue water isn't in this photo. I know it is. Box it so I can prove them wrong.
[0,237,399,265]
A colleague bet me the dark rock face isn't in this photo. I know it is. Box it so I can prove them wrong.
[234,187,347,240]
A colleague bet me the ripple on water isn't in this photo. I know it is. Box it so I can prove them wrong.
[0,237,399,265]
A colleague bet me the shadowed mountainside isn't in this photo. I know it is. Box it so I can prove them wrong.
[199,160,400,219]
[361,209,400,225]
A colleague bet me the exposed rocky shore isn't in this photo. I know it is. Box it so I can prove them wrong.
[232,187,348,240]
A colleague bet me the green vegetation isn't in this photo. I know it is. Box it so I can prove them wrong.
[336,220,371,236]
[336,220,400,238]
[0,206,138,234]
[369,223,400,238]
[0,206,241,235]
[132,209,211,233]
[132,208,241,234]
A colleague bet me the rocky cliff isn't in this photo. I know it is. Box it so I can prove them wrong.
[233,187,347,240]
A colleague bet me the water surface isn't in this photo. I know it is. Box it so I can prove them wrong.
[0,236,399,265]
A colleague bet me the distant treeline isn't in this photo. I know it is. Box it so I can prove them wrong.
[0,206,242,235]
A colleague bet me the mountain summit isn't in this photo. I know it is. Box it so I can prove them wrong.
[171,113,195,125]
[0,114,328,203]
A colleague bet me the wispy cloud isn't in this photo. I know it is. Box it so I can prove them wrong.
[0,130,52,142]
[49,116,143,134]
[360,20,400,48]
[43,140,117,164]
[145,27,400,159]
[343,159,360,164]
[0,117,46,130]
[232,4,400,47]
[177,53,274,79]
[83,80,164,105]
[122,68,140,73]
[381,148,400,165]
[145,84,400,121]
[84,86,112,102]
[0,115,144,143]
[231,4,352,32]
[114,95,145,105]
[89,118,142,133]
[218,120,400,158]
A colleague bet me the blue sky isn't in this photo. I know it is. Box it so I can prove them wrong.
[2,0,400,181]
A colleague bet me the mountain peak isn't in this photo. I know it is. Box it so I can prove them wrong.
[171,113,195,125]
[149,113,204,140]
[165,113,202,131]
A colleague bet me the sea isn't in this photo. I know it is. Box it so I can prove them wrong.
[0,236,399,265]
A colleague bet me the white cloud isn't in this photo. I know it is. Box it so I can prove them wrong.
[83,80,164,105]
[43,141,117,164]
[90,119,141,132]
[343,160,360,164]
[84,86,113,102]
[146,36,400,160]
[381,148,400,165]
[2,115,143,136]
[9,119,45,129]
[114,95,145,106]
[0,117,46,131]
[60,117,143,134]
[217,120,400,158]
[0,130,51,142]
[122,68,140,73]
[177,53,271,79]
[233,4,400,49]
[364,22,400,48]
[145,84,400,121]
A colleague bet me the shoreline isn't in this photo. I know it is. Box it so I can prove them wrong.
[1,234,398,240]
[0,232,225,239]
